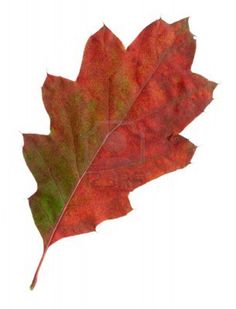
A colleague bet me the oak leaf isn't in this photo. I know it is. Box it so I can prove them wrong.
[23,18,216,289]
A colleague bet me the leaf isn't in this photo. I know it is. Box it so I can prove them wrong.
[23,18,216,289]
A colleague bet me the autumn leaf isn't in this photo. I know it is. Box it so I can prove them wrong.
[23,18,216,289]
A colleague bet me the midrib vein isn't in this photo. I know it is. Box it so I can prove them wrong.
[47,34,190,247]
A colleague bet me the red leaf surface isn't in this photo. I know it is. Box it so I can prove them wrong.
[23,18,216,289]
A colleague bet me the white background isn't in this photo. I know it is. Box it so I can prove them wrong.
[2,0,236,308]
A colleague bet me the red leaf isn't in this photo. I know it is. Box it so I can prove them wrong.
[23,18,216,289]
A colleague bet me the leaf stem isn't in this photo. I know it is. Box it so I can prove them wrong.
[30,248,47,290]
